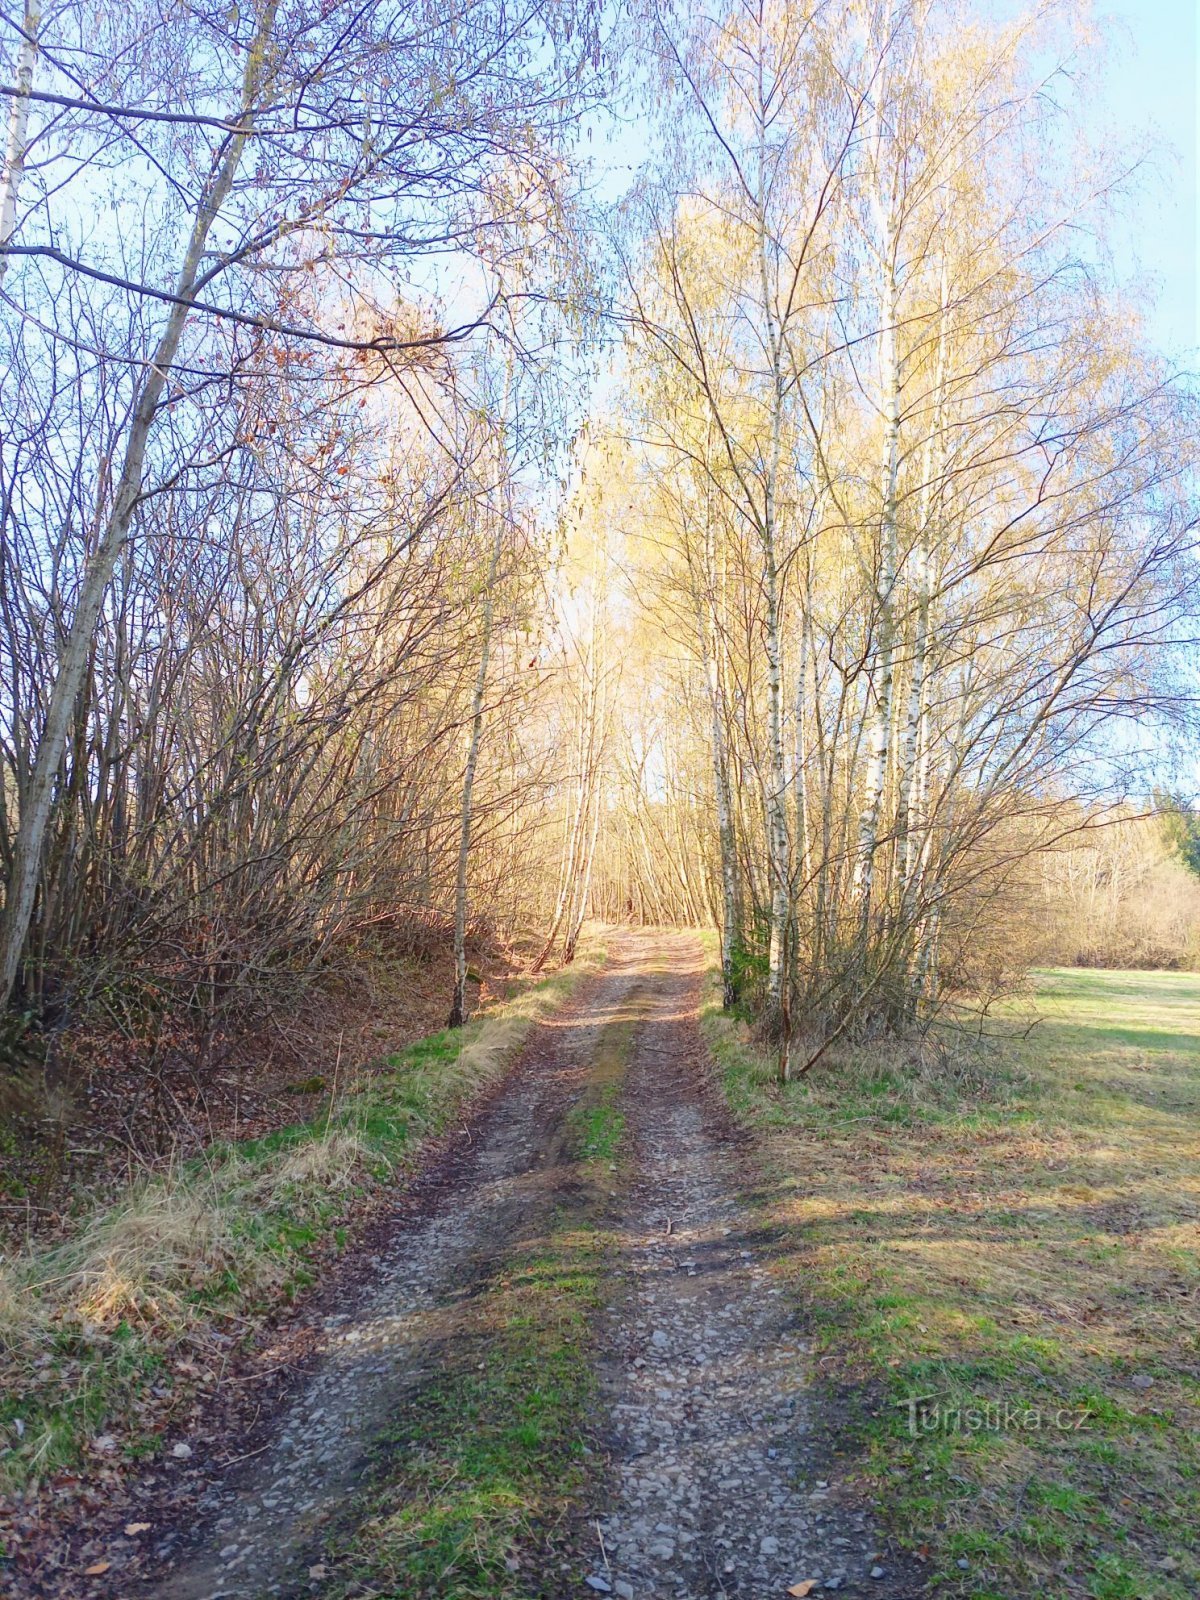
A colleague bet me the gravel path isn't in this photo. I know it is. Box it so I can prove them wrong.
[591,933,893,1600]
[149,952,645,1599]
[133,929,911,1600]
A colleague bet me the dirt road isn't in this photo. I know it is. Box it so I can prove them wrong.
[120,931,911,1598]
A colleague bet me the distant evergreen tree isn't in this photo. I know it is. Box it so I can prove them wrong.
[1156,792,1200,878]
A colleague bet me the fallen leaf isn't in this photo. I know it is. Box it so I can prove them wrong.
[788,1585,817,1598]
[308,1564,328,1579]
[84,1561,110,1576]
[124,1522,152,1536]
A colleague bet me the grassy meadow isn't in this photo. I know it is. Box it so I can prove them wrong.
[705,960,1200,1600]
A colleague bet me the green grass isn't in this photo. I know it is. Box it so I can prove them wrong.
[323,1220,607,1600]
[703,945,1200,1600]
[318,985,640,1599]
[569,1084,625,1165]
[566,1008,636,1169]
[0,944,604,1498]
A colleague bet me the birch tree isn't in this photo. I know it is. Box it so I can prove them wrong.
[616,0,1199,1046]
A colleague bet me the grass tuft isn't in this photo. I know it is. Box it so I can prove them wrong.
[325,1221,606,1599]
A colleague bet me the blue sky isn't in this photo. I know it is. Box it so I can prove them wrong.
[1083,1,1197,363]
[585,1,1198,367]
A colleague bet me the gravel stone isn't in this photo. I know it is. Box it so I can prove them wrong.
[594,940,894,1600]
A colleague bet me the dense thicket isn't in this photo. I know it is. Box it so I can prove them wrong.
[0,0,603,1063]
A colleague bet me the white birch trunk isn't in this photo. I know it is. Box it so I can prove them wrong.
[698,501,741,1007]
[754,86,790,1021]
[448,508,504,1027]
[0,0,40,285]
[853,238,901,920]
[896,274,948,938]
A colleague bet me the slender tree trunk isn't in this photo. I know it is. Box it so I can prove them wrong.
[896,276,949,959]
[560,590,606,965]
[447,501,504,1027]
[562,772,601,964]
[754,91,790,1026]
[0,0,40,283]
[533,534,604,971]
[794,544,816,889]
[762,540,790,1020]
[853,236,901,922]
[695,477,742,1007]
[0,0,279,1006]
[709,652,741,1005]
[531,767,585,970]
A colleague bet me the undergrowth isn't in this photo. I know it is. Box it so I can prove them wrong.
[701,938,1200,1600]
[0,944,604,1497]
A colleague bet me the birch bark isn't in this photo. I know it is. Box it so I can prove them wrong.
[0,0,40,283]
[447,500,505,1027]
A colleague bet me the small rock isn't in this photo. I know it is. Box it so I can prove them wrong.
[614,1584,634,1599]
[1130,1373,1154,1390]
[760,1536,780,1556]
[651,1330,669,1349]
[870,1567,886,1580]
[956,1557,970,1570]
[171,1442,192,1459]
[585,1577,612,1594]
[1159,1556,1178,1572]
[823,1580,843,1592]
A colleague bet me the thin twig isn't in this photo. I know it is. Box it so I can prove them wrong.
[222,1440,271,1466]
